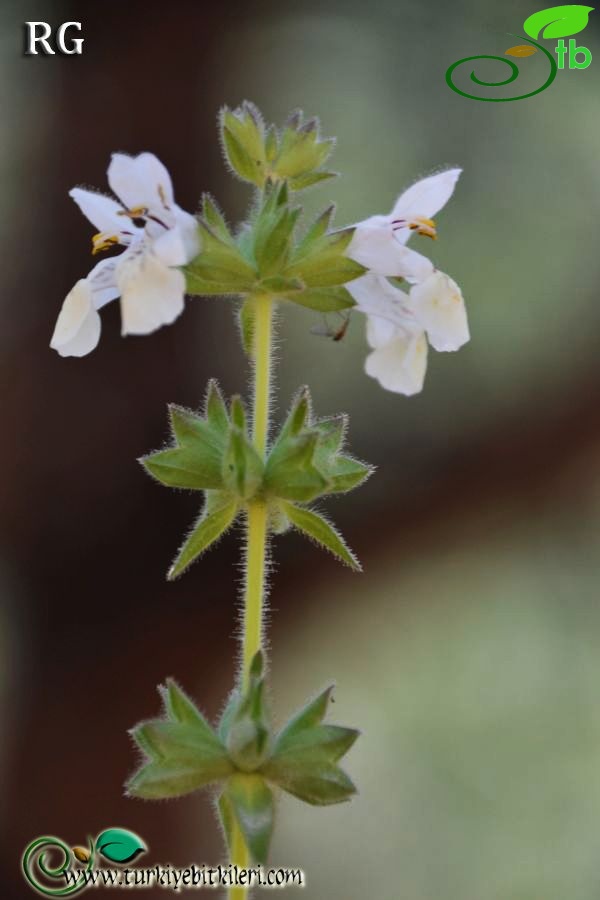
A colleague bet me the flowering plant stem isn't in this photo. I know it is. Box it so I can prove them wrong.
[230,292,274,898]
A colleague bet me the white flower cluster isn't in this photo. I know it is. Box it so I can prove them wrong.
[51,155,468,399]
[51,153,199,357]
[347,170,469,395]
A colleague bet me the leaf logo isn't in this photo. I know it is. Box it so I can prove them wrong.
[95,828,147,864]
[523,4,594,40]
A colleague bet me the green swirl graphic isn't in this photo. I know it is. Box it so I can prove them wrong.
[445,35,557,101]
[22,836,93,897]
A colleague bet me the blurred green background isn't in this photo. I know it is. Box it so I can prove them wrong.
[1,0,600,897]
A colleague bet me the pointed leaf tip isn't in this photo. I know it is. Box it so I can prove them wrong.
[282,502,361,571]
[168,498,239,580]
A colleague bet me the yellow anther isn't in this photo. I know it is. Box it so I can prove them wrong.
[409,216,437,239]
[91,232,120,255]
[117,206,148,219]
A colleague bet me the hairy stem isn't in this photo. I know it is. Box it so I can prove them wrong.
[251,294,273,458]
[229,293,273,900]
[242,500,268,689]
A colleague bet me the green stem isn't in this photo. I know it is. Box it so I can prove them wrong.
[229,293,273,900]
[251,293,273,459]
[242,500,268,690]
[241,293,273,689]
[229,819,250,900]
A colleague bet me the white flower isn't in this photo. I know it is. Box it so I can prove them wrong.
[348,168,461,282]
[347,270,469,395]
[50,153,200,357]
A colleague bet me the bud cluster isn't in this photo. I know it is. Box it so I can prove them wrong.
[184,106,365,316]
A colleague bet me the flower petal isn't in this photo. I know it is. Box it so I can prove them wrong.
[174,207,201,261]
[410,271,470,352]
[349,218,434,280]
[365,330,428,395]
[50,279,102,358]
[88,257,120,309]
[347,273,417,333]
[391,169,462,220]
[108,152,175,214]
[69,188,126,234]
[366,313,398,349]
[117,249,185,336]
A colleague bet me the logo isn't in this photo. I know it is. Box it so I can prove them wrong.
[22,828,147,896]
[446,4,594,101]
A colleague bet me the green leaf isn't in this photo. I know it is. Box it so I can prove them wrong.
[131,720,225,762]
[218,689,242,743]
[127,707,232,800]
[127,758,232,800]
[222,774,275,864]
[276,129,334,179]
[225,651,270,771]
[217,791,236,854]
[259,275,304,295]
[287,229,364,288]
[141,404,227,490]
[523,4,593,39]
[327,455,373,494]
[222,126,263,186]
[313,415,346,457]
[201,194,234,245]
[140,447,223,491]
[186,222,257,292]
[265,433,328,503]
[222,104,266,165]
[268,388,312,456]
[222,427,264,501]
[184,270,245,297]
[160,679,217,735]
[299,255,365,289]
[229,396,247,434]
[264,762,356,806]
[289,171,337,191]
[287,286,356,313]
[95,829,146,864]
[274,686,334,746]
[272,724,359,765]
[205,380,229,435]
[168,405,218,448]
[281,502,361,570]
[168,497,239,579]
[254,207,300,277]
[141,445,223,491]
[264,125,279,163]
[295,206,336,258]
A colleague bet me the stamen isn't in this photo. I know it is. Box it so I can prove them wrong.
[392,216,437,239]
[117,206,149,219]
[91,232,120,255]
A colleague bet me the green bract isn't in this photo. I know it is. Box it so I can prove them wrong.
[220,102,336,192]
[141,384,372,578]
[127,653,359,864]
[184,105,365,315]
